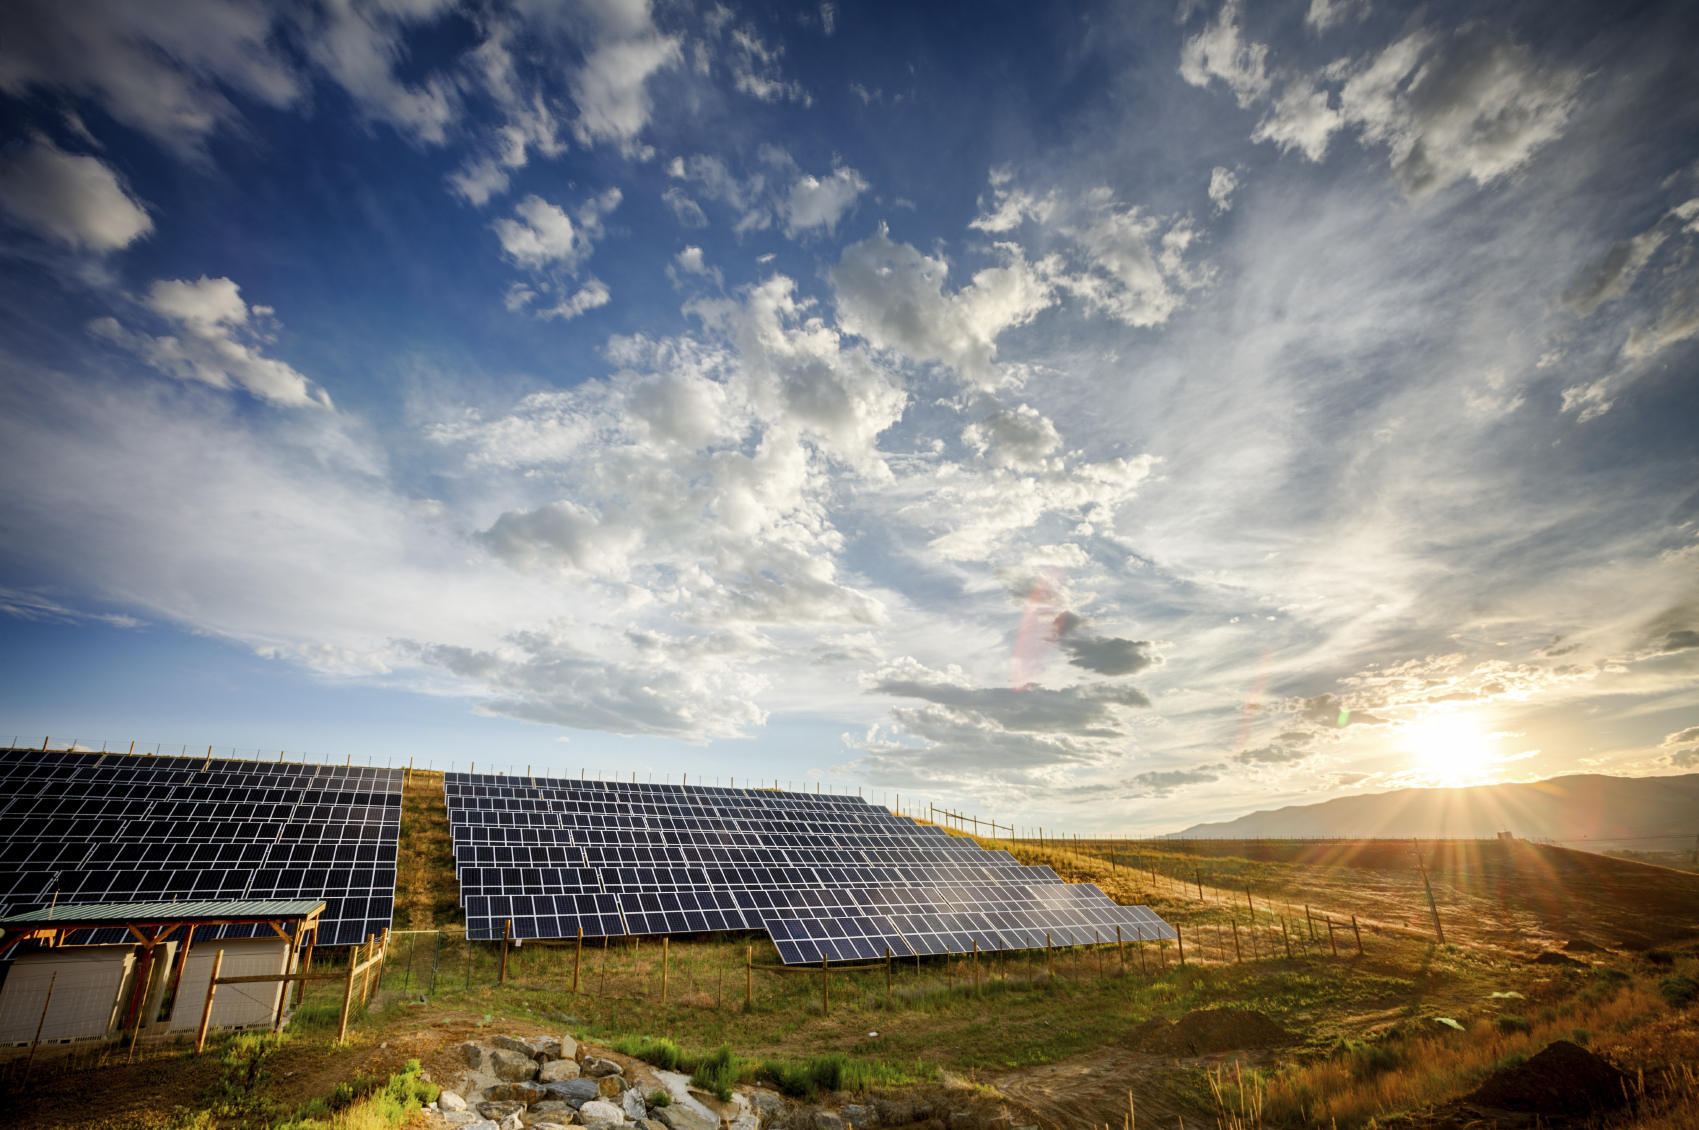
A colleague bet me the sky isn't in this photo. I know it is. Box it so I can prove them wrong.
[1,0,1697,836]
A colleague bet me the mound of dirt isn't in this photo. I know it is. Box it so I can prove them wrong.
[1130,1009,1292,1056]
[1531,951,1590,967]
[1466,1040,1629,1116]
[1562,939,1608,953]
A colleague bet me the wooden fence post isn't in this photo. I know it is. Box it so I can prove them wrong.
[1281,917,1293,959]
[500,920,511,986]
[1177,925,1185,967]
[1231,921,1242,963]
[885,947,892,1005]
[337,946,358,1046]
[1327,917,1339,957]
[1305,904,1316,941]
[294,929,314,1008]
[1351,915,1364,955]
[573,926,583,994]
[745,946,753,1011]
[661,937,669,1005]
[821,954,829,1017]
[196,950,225,1055]
[1046,932,1053,978]
[22,971,57,1084]
[1117,925,1124,970]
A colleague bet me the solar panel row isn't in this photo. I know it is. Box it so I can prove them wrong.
[443,773,1174,963]
[0,748,401,945]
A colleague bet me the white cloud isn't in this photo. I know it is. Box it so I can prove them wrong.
[1306,0,1368,32]
[831,226,1056,389]
[962,404,1062,471]
[571,33,683,152]
[1179,0,1271,109]
[446,29,567,206]
[305,0,458,144]
[1187,7,1581,201]
[0,138,152,251]
[494,190,621,272]
[662,187,709,227]
[0,0,301,156]
[1208,166,1238,212]
[91,276,330,408]
[538,280,613,321]
[724,27,809,105]
[783,167,869,236]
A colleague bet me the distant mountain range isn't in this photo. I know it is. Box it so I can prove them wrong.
[1167,773,1699,849]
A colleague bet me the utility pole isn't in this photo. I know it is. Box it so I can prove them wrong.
[1413,841,1445,944]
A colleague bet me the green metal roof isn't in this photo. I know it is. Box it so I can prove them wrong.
[1,899,326,926]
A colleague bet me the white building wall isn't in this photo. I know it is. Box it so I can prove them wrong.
[167,937,291,1032]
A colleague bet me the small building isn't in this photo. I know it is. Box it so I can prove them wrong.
[0,943,173,1045]
[0,899,325,1046]
[167,937,292,1033]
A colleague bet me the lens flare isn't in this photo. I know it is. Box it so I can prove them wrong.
[1404,712,1491,784]
[1012,567,1067,689]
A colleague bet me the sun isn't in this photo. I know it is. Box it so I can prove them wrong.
[1403,711,1492,784]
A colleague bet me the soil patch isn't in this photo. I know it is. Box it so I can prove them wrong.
[1530,952,1590,968]
[1465,1040,1628,1116]
[1130,1010,1291,1057]
[1561,939,1608,953]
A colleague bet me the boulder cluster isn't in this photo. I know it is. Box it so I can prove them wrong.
[430,1034,723,1130]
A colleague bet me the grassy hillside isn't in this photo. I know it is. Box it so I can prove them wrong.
[391,768,460,930]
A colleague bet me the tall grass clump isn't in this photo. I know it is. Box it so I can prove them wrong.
[277,1058,439,1130]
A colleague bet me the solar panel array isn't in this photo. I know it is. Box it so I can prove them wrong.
[0,748,401,946]
[445,774,1173,964]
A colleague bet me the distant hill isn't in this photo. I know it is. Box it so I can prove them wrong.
[1168,773,1699,849]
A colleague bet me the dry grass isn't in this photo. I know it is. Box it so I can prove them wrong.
[392,769,459,930]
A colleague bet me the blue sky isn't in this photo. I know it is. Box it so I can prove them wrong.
[1,0,1697,834]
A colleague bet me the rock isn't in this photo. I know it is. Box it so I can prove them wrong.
[815,1113,845,1130]
[580,1100,627,1123]
[463,1043,489,1069]
[749,1092,786,1127]
[655,1103,719,1130]
[443,1115,480,1127]
[544,1078,603,1106]
[486,1083,548,1104]
[479,1101,528,1122]
[462,1123,501,1130]
[871,1100,911,1127]
[540,1059,583,1083]
[441,1090,471,1112]
[948,1113,975,1129]
[529,1100,578,1118]
[634,1122,669,1130]
[621,1089,647,1121]
[582,1057,624,1078]
[598,1075,629,1098]
[491,1049,543,1082]
[502,1115,525,1130]
[538,1034,579,1061]
[497,1035,541,1056]
[839,1105,875,1129]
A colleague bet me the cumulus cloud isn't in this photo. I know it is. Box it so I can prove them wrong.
[1186,7,1581,201]
[1120,767,1221,796]
[1293,692,1388,727]
[0,0,301,156]
[962,405,1061,470]
[723,26,809,104]
[970,175,1210,329]
[494,189,621,272]
[0,138,152,251]
[864,657,1151,736]
[571,33,682,152]
[1208,166,1238,212]
[1179,0,1271,109]
[1234,741,1310,764]
[1662,726,1699,747]
[831,226,1055,388]
[783,167,869,236]
[90,276,330,408]
[402,626,767,741]
[1051,612,1165,677]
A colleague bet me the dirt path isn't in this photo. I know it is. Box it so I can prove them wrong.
[989,1046,1245,1130]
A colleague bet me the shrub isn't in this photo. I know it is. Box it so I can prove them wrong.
[1495,1015,1531,1035]
[1657,975,1698,1008]
[1644,949,1675,967]
[648,1091,673,1108]
[1571,1028,1590,1045]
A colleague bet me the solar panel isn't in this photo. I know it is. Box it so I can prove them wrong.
[0,748,401,946]
[442,773,1174,963]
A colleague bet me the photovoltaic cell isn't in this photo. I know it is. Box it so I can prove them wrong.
[0,748,401,946]
[443,773,1174,963]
